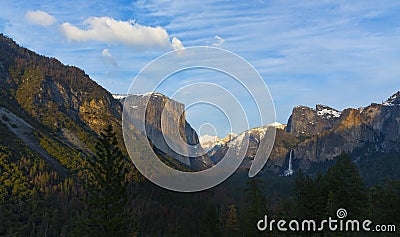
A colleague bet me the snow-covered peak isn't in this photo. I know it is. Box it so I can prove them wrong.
[316,104,341,119]
[116,92,167,98]
[112,94,128,100]
[383,91,400,106]
[113,92,171,102]
[199,133,237,151]
[268,122,286,130]
[199,135,218,144]
[140,92,166,98]
[202,123,283,151]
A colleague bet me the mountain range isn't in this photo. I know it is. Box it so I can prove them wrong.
[199,92,400,183]
[0,33,399,183]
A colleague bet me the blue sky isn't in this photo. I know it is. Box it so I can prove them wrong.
[1,1,400,136]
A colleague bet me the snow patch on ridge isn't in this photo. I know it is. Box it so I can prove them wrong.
[199,133,237,151]
[112,94,128,100]
[383,91,400,106]
[317,108,341,118]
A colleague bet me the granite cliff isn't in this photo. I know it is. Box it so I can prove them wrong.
[120,93,213,170]
[286,104,341,136]
[293,95,400,169]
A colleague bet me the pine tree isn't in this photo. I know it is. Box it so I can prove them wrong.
[294,169,313,218]
[225,204,240,237]
[370,179,400,225]
[243,174,267,236]
[294,169,326,220]
[80,125,134,236]
[325,191,335,217]
[202,203,219,237]
[324,152,369,218]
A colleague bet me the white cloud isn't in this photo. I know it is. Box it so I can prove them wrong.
[212,35,225,47]
[101,48,117,67]
[102,48,112,57]
[60,16,184,50]
[25,10,56,26]
[171,37,184,50]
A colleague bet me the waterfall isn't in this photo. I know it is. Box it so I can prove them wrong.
[283,150,294,176]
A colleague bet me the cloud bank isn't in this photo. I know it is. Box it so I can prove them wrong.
[60,16,184,50]
[25,10,56,26]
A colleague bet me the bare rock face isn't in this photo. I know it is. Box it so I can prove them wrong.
[124,93,213,170]
[40,77,122,135]
[292,93,400,169]
[286,105,341,137]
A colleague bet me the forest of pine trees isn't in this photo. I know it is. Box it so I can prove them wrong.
[1,131,399,236]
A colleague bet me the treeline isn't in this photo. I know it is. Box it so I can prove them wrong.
[286,153,400,236]
[184,153,400,237]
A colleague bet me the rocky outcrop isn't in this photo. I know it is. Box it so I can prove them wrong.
[124,93,213,170]
[292,93,400,169]
[286,105,341,136]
